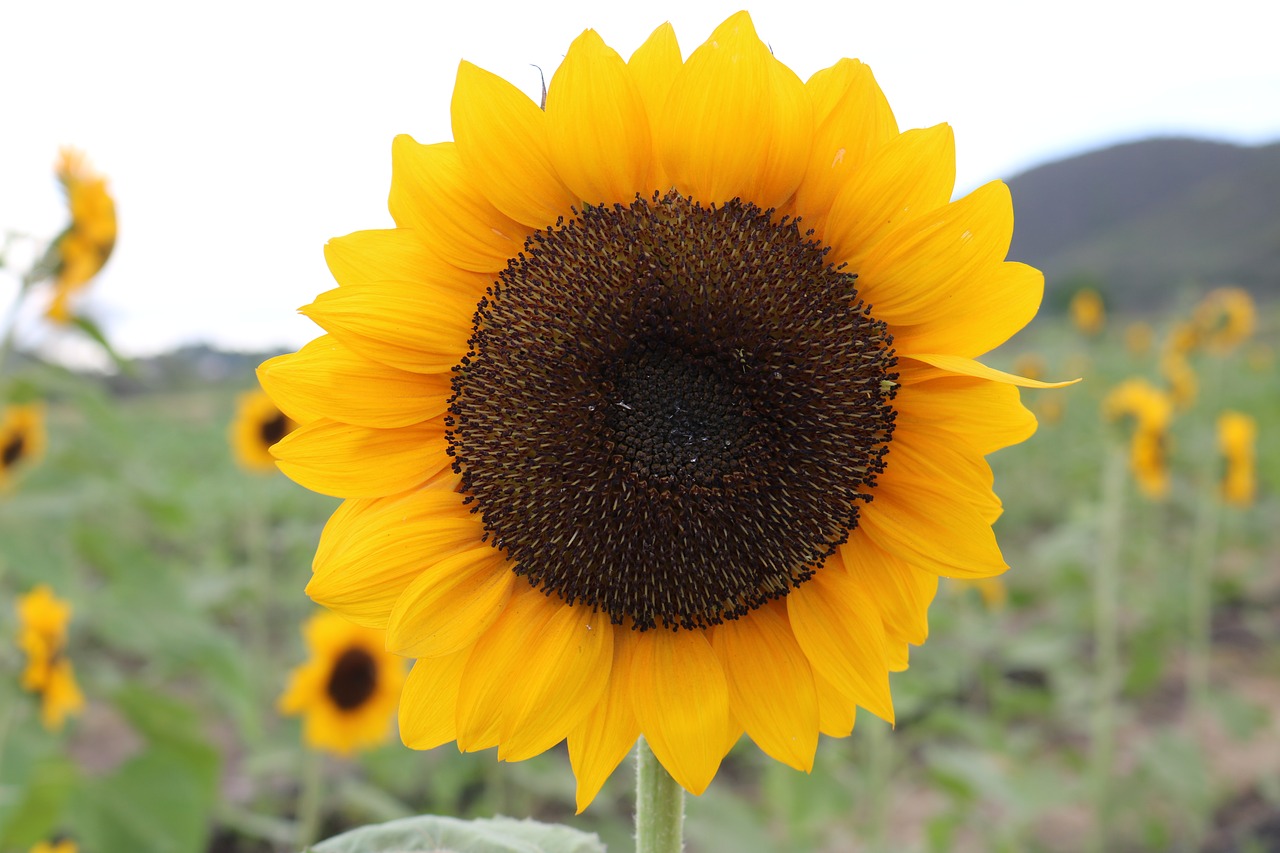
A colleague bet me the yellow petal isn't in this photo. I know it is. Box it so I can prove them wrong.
[301,281,475,374]
[546,30,651,205]
[903,354,1080,389]
[498,605,614,761]
[399,649,470,750]
[841,536,937,647]
[795,58,899,228]
[788,560,895,724]
[386,547,515,657]
[657,11,811,208]
[308,482,484,628]
[455,586,557,753]
[713,601,819,772]
[627,22,683,191]
[884,426,1002,523]
[823,124,955,265]
[272,418,449,498]
[893,374,1037,456]
[387,137,529,273]
[325,228,438,285]
[885,640,909,672]
[452,61,577,227]
[853,181,1012,326]
[569,628,641,813]
[258,335,450,429]
[631,628,731,795]
[859,472,1007,579]
[892,261,1044,358]
[815,672,857,738]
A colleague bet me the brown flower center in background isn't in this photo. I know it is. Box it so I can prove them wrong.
[326,647,378,711]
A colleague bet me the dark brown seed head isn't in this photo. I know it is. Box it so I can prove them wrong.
[448,192,897,630]
[259,411,290,447]
[326,647,379,711]
[2,434,24,469]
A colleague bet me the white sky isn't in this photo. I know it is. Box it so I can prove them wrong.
[2,0,1278,361]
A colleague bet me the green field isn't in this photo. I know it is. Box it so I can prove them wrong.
[2,304,1277,853]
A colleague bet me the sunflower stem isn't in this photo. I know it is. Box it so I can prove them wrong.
[1089,442,1126,853]
[296,747,325,850]
[635,736,684,853]
[1187,481,1219,716]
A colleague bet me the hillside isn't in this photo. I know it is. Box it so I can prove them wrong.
[1005,137,1280,311]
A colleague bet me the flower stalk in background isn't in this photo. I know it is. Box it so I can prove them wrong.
[15,585,85,731]
[260,11,1069,846]
[1,403,48,492]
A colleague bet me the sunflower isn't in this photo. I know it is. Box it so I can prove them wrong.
[16,585,85,731]
[1104,378,1173,500]
[1217,411,1256,507]
[1,404,47,492]
[1069,287,1105,336]
[1160,350,1198,411]
[29,840,77,853]
[260,12,1061,809]
[1193,286,1254,354]
[230,390,297,472]
[279,610,407,756]
[48,148,116,323]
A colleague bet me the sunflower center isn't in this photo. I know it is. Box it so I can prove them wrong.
[448,192,897,630]
[259,412,289,447]
[2,435,23,468]
[326,648,378,711]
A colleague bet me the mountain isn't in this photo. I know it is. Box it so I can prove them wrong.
[1004,137,1280,311]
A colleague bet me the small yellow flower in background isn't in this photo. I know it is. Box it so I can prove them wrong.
[260,11,1068,809]
[1217,411,1257,507]
[1013,353,1045,382]
[279,611,407,756]
[230,390,297,472]
[1165,320,1201,357]
[1193,286,1254,355]
[1,404,48,491]
[1070,287,1105,336]
[949,577,1008,610]
[48,149,117,323]
[29,840,77,853]
[16,585,85,731]
[1125,321,1153,356]
[1160,351,1198,411]
[1104,378,1174,500]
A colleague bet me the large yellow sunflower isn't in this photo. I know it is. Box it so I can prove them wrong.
[260,12,1060,810]
[48,148,117,323]
[230,390,298,472]
[16,585,85,731]
[279,610,407,756]
[1,404,48,492]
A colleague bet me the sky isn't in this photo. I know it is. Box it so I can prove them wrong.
[2,0,1278,363]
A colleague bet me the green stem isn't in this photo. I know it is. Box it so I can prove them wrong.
[1089,443,1126,853]
[635,736,684,853]
[296,748,325,850]
[1187,474,1220,714]
[865,717,890,851]
[0,278,25,380]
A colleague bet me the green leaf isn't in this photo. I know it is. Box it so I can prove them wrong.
[0,753,79,847]
[308,815,607,853]
[68,314,134,375]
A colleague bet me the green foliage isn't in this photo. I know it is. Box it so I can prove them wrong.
[309,815,605,853]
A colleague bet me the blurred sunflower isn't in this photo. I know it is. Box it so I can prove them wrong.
[1193,287,1254,354]
[16,585,85,731]
[1217,411,1256,507]
[1069,287,1105,336]
[1104,378,1173,500]
[1160,350,1198,411]
[29,839,77,853]
[260,12,1062,809]
[279,611,407,755]
[47,149,116,323]
[1,403,47,491]
[1165,320,1201,357]
[230,390,297,472]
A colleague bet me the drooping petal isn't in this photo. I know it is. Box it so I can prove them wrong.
[627,22,683,191]
[892,261,1044,358]
[498,604,614,762]
[301,281,475,374]
[258,335,450,429]
[789,558,895,723]
[631,627,732,795]
[657,11,811,208]
[308,481,484,628]
[903,353,1080,389]
[893,373,1038,456]
[271,418,449,498]
[386,547,515,657]
[399,649,471,749]
[546,30,652,205]
[387,137,530,273]
[794,58,899,227]
[713,601,819,772]
[852,181,1013,327]
[452,61,577,228]
[568,628,641,813]
[823,124,956,265]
